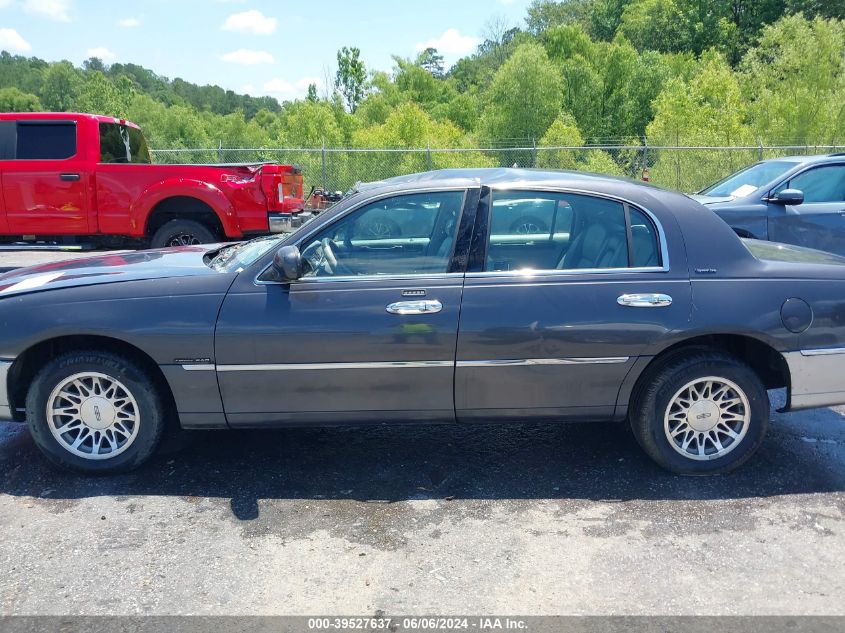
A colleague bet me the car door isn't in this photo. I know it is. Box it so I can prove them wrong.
[214,185,479,426]
[2,119,91,235]
[767,164,845,255]
[455,188,691,422]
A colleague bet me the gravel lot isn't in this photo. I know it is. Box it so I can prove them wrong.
[0,250,844,616]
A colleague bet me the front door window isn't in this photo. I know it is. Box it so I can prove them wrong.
[301,191,466,277]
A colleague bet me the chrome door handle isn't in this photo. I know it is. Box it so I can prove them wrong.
[386,299,443,315]
[617,293,672,307]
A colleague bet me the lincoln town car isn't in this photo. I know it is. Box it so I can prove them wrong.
[2,168,845,475]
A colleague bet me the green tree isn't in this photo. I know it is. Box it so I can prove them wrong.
[647,51,755,190]
[479,43,563,142]
[741,14,845,144]
[526,0,594,35]
[281,100,344,147]
[416,47,445,78]
[76,72,135,118]
[335,46,367,112]
[0,87,41,112]
[618,0,690,53]
[40,61,81,111]
[536,112,584,168]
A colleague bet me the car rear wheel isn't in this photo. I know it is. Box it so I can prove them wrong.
[150,219,217,248]
[630,351,769,475]
[26,351,166,474]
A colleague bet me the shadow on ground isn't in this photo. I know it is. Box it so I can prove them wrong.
[2,396,844,519]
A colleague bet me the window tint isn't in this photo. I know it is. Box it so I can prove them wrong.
[629,207,660,267]
[785,166,845,203]
[301,191,465,277]
[99,123,152,164]
[486,191,661,272]
[16,122,76,159]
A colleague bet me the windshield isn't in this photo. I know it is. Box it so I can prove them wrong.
[700,161,797,197]
[207,235,286,272]
[99,122,152,164]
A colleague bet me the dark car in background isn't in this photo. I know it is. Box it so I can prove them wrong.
[3,168,845,477]
[693,154,845,255]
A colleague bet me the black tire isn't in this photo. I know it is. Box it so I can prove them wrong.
[630,350,769,475]
[150,218,218,248]
[26,351,166,474]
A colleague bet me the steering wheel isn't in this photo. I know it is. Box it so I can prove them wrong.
[301,237,355,276]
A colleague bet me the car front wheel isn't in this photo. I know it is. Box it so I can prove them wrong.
[630,351,769,475]
[26,351,166,474]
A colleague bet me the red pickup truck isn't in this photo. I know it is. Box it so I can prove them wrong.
[0,112,306,247]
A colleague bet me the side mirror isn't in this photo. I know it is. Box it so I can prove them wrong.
[770,188,804,205]
[272,245,304,281]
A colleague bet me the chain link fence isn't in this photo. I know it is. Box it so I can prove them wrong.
[150,143,845,194]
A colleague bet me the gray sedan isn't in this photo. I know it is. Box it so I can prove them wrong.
[2,168,845,475]
[694,153,845,255]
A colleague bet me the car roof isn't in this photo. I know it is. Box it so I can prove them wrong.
[768,153,845,164]
[0,112,142,129]
[361,167,662,191]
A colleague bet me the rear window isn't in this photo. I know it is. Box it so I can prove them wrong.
[743,239,845,265]
[99,122,151,164]
[15,121,77,160]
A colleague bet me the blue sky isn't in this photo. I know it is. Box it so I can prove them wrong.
[0,0,533,100]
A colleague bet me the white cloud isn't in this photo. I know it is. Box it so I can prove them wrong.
[240,83,255,94]
[222,10,277,35]
[0,28,31,53]
[118,17,140,28]
[263,76,321,100]
[415,28,480,56]
[220,48,274,65]
[86,46,115,61]
[0,0,13,8]
[22,0,71,22]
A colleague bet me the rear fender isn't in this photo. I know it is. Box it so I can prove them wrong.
[131,179,240,238]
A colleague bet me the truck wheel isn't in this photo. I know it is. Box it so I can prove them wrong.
[630,351,769,475]
[26,351,166,474]
[150,219,218,248]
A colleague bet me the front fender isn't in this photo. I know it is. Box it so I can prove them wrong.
[130,179,240,238]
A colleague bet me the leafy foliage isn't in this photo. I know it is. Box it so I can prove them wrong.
[1,3,845,191]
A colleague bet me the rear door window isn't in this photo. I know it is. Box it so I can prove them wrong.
[485,191,661,272]
[99,123,152,164]
[15,121,77,160]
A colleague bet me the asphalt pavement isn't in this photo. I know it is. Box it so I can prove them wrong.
[0,249,843,616]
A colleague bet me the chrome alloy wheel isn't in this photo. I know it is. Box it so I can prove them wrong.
[663,376,751,461]
[46,372,140,460]
[166,234,201,246]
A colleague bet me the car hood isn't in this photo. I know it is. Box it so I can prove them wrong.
[0,245,223,298]
[689,194,735,205]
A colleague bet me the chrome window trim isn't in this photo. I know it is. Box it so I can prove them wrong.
[457,357,629,367]
[483,185,670,274]
[260,271,467,286]
[254,185,476,286]
[465,266,667,280]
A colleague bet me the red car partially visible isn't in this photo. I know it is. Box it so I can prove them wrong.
[0,112,306,247]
